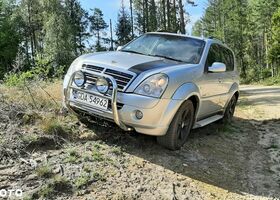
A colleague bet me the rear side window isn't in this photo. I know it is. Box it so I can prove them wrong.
[222,47,234,71]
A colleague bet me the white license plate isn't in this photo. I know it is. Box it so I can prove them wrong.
[71,90,109,110]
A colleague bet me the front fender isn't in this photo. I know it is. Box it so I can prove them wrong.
[171,83,201,120]
[172,82,201,101]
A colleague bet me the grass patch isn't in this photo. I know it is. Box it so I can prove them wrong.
[41,118,67,135]
[111,146,123,156]
[38,175,72,198]
[92,151,104,162]
[36,165,53,178]
[64,148,80,163]
[22,134,40,143]
[2,80,62,111]
[237,98,251,109]
[22,112,42,125]
[75,171,105,189]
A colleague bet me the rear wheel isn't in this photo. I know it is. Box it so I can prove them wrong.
[222,95,237,123]
[157,100,194,150]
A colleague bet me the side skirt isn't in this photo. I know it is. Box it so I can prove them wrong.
[193,114,224,129]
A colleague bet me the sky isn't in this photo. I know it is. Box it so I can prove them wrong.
[80,0,208,35]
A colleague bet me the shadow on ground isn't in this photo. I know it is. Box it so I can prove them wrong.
[92,116,280,199]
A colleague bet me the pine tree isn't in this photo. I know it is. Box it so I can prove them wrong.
[65,0,89,55]
[116,0,132,46]
[42,0,75,69]
[89,8,108,51]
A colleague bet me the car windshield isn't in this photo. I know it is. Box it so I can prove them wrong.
[121,34,205,64]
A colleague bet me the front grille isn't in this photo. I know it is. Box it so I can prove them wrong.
[82,64,134,92]
[82,64,104,73]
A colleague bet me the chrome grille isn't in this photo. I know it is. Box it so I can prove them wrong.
[82,64,135,92]
[104,69,133,91]
[82,64,104,73]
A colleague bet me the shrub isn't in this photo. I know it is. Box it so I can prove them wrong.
[4,71,35,86]
[3,56,66,87]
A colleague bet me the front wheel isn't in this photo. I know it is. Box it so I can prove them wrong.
[157,100,195,150]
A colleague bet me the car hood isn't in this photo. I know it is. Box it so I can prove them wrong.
[80,51,183,74]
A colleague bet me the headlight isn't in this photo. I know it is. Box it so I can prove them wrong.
[63,57,83,89]
[96,77,109,94]
[73,71,86,87]
[134,74,168,98]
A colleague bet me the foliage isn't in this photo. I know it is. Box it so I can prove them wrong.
[269,7,280,77]
[132,0,193,34]
[194,0,280,82]
[4,71,35,87]
[0,0,23,79]
[89,8,108,51]
[116,0,132,46]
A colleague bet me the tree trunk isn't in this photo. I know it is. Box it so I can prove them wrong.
[130,0,134,37]
[167,0,171,31]
[162,0,166,30]
[178,0,185,34]
[142,0,146,32]
[145,0,149,32]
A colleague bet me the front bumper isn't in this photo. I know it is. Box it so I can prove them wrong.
[64,71,182,136]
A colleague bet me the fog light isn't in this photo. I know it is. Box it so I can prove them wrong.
[73,71,86,87]
[135,110,143,120]
[96,77,109,94]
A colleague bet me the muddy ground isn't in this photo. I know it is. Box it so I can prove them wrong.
[0,83,279,200]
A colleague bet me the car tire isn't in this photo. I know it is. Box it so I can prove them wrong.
[222,95,237,123]
[157,100,194,150]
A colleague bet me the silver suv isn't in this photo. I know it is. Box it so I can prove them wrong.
[63,32,239,150]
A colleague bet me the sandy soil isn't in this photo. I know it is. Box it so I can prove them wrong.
[0,84,279,200]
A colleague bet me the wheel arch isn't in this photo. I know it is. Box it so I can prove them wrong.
[172,82,201,122]
[223,82,239,113]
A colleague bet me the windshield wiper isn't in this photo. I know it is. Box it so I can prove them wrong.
[120,49,146,55]
[148,54,185,63]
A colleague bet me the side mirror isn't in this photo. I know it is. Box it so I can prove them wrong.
[117,46,123,51]
[208,62,226,73]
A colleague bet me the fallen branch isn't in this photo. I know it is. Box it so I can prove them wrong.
[38,84,59,107]
[24,80,38,110]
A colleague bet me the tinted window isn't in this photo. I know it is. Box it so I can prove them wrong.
[206,44,234,72]
[223,48,234,71]
[205,44,221,69]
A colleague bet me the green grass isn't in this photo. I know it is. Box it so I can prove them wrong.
[36,165,53,178]
[22,134,40,144]
[64,148,80,163]
[41,118,68,136]
[92,151,104,162]
[37,175,72,198]
[74,167,105,189]
[260,76,280,86]
[111,146,123,156]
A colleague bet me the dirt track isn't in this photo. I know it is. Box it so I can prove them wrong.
[0,84,279,200]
